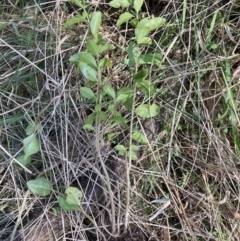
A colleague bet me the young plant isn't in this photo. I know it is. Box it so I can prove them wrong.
[68,0,167,161]
[110,0,166,45]
[16,121,42,167]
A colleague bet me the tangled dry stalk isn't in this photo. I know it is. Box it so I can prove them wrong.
[1,1,240,240]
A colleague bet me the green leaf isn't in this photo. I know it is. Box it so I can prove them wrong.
[97,111,107,121]
[132,131,148,144]
[128,41,141,67]
[137,37,152,45]
[99,57,111,70]
[129,145,139,160]
[90,11,102,39]
[98,44,113,54]
[133,0,144,13]
[85,80,97,87]
[107,133,120,142]
[58,194,79,211]
[116,87,134,103]
[133,68,148,80]
[114,144,127,155]
[83,124,95,131]
[86,39,99,56]
[23,134,40,159]
[131,145,139,151]
[70,52,97,68]
[113,111,122,116]
[122,96,133,110]
[85,113,95,125]
[135,104,160,118]
[135,17,166,45]
[79,87,96,99]
[109,0,131,8]
[117,12,134,26]
[95,103,103,112]
[109,116,128,128]
[136,80,155,97]
[135,26,149,43]
[26,122,42,135]
[139,53,162,65]
[70,0,83,8]
[129,150,137,160]
[63,14,86,29]
[137,17,166,31]
[27,177,52,197]
[78,61,98,82]
[65,187,82,206]
[103,85,116,99]
[15,155,32,166]
[130,18,139,27]
[108,103,115,112]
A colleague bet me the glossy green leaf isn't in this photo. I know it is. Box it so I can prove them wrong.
[63,14,86,29]
[90,11,102,39]
[79,87,96,99]
[23,134,40,159]
[103,85,116,99]
[58,194,79,211]
[109,0,131,8]
[78,61,97,82]
[27,177,52,197]
[86,39,99,56]
[135,104,160,118]
[133,0,144,13]
[132,131,148,144]
[65,187,82,206]
[70,52,97,68]
[15,155,32,166]
[117,12,134,26]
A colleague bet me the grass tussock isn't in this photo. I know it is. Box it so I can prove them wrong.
[1,0,240,240]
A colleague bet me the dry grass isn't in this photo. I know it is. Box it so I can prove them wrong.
[1,0,240,240]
